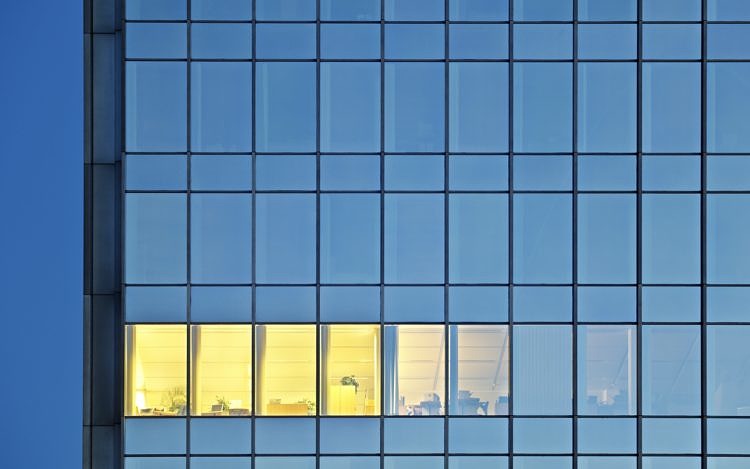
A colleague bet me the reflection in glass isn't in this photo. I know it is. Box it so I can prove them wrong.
[707,195,750,284]
[643,326,700,416]
[578,326,636,416]
[384,325,445,416]
[578,195,636,284]
[708,63,750,153]
[707,326,750,416]
[642,195,700,284]
[191,325,251,416]
[321,325,380,416]
[125,325,187,416]
[256,325,316,416]
[513,326,572,415]
[449,326,509,416]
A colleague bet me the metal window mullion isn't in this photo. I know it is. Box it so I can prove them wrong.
[185,0,193,466]
[250,0,257,465]
[507,0,515,465]
[636,0,644,468]
[315,0,322,465]
[379,0,386,467]
[443,0,450,465]
[700,0,708,468]
[572,0,579,467]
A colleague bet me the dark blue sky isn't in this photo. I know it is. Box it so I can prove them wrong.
[0,1,82,468]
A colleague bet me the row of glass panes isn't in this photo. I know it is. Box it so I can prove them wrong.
[126,285,750,324]
[126,193,750,285]
[126,61,750,154]
[126,154,750,192]
[125,0,750,22]
[127,323,750,419]
[126,22,750,61]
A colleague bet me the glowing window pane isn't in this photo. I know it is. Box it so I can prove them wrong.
[191,325,252,416]
[125,325,187,416]
[321,325,380,416]
[256,325,317,416]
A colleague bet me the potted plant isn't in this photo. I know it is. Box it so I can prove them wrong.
[162,386,187,415]
[340,375,360,393]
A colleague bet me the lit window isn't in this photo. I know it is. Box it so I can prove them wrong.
[125,325,187,416]
[384,325,445,416]
[190,325,252,416]
[256,325,317,416]
[321,325,380,416]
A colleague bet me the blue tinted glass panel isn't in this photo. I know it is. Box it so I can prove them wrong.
[707,195,750,284]
[320,287,380,323]
[255,458,315,469]
[191,194,251,284]
[385,155,443,191]
[126,62,186,152]
[322,63,379,152]
[256,155,315,191]
[707,419,750,454]
[513,155,571,191]
[190,458,250,469]
[385,457,444,469]
[709,24,750,59]
[256,287,316,322]
[320,418,380,454]
[126,0,186,19]
[514,25,572,59]
[125,418,186,454]
[578,195,636,284]
[450,63,509,152]
[385,195,444,283]
[578,24,636,60]
[514,457,572,469]
[321,156,380,191]
[126,155,186,191]
[450,0,508,20]
[192,0,251,19]
[642,195,700,284]
[190,419,251,454]
[320,24,380,59]
[514,0,572,20]
[643,326,701,416]
[126,23,186,58]
[449,418,508,453]
[256,24,316,59]
[643,25,701,60]
[256,195,316,283]
[191,24,252,59]
[255,418,316,454]
[384,287,444,323]
[385,0,444,20]
[578,457,636,469]
[513,195,572,283]
[191,155,252,191]
[708,458,750,469]
[644,0,701,20]
[321,194,380,284]
[578,326,637,416]
[578,418,637,453]
[708,156,750,191]
[321,0,380,20]
[191,62,252,152]
[385,63,445,152]
[125,286,187,322]
[708,63,750,153]
[513,418,571,453]
[577,287,636,322]
[450,195,509,283]
[642,156,700,191]
[579,0,635,20]
[386,24,444,59]
[643,64,701,153]
[125,194,186,284]
[256,0,315,19]
[577,156,636,191]
[125,458,185,469]
[513,326,572,415]
[642,287,701,323]
[449,456,509,469]
[514,287,572,322]
[707,326,750,415]
[643,458,701,469]
[642,418,701,453]
[450,25,508,59]
[579,63,636,153]
[449,287,509,323]
[191,286,251,322]
[321,457,380,469]
[449,156,508,191]
[256,63,316,152]
[708,287,750,322]
[514,63,572,152]
[709,0,750,19]
[384,418,444,453]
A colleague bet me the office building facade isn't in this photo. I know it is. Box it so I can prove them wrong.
[84,0,750,468]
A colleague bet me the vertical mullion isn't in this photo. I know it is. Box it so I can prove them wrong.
[507,0,514,466]
[250,0,257,466]
[443,0,450,466]
[315,0,322,466]
[379,1,386,468]
[700,0,708,468]
[636,0,644,468]
[572,0,579,467]
[185,1,192,466]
